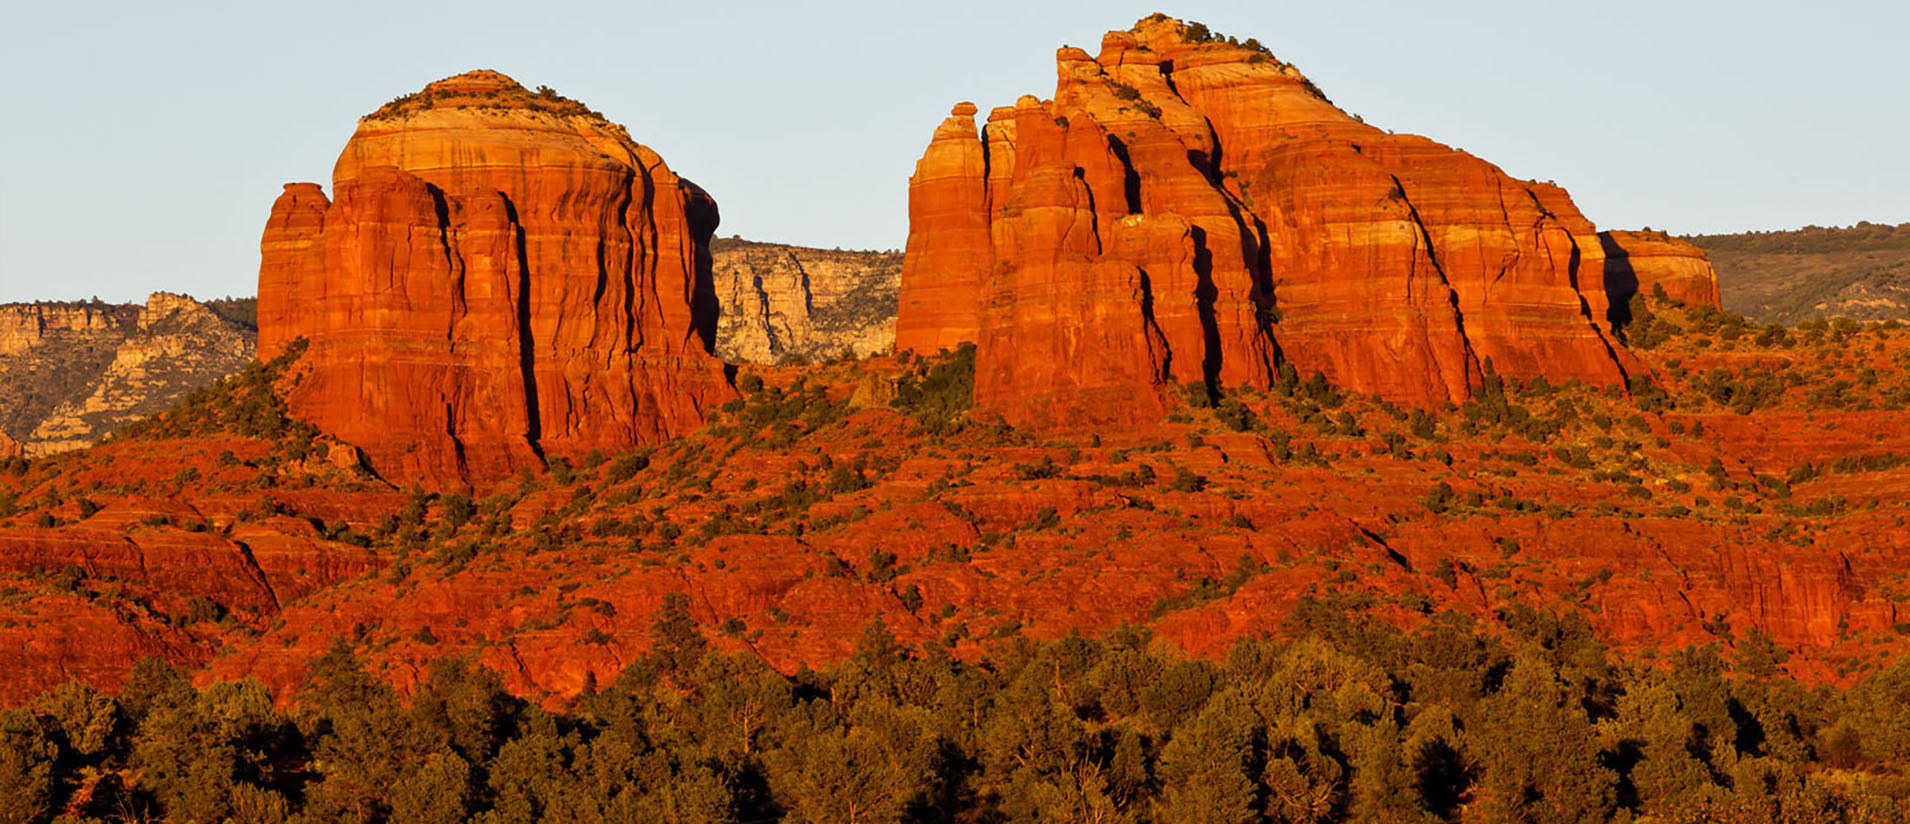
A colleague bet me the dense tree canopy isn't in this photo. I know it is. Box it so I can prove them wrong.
[4,600,1910,823]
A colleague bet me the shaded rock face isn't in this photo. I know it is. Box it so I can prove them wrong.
[0,296,250,455]
[896,16,1632,424]
[711,238,901,364]
[1600,230,1723,318]
[258,70,733,488]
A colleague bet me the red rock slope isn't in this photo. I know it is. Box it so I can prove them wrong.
[896,16,1633,425]
[258,71,732,487]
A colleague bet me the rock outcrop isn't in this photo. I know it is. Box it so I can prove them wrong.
[258,70,733,487]
[711,238,901,364]
[1600,230,1723,313]
[0,296,249,455]
[0,301,138,358]
[0,431,18,459]
[896,16,1634,425]
[27,293,255,454]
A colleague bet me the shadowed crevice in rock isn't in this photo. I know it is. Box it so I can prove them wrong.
[1601,232,1641,331]
[895,15,1638,419]
[502,195,544,457]
[1105,135,1143,215]
[1189,224,1223,400]
[684,180,723,355]
[256,70,732,487]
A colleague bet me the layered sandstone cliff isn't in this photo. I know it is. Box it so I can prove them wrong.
[1600,229,1723,313]
[711,238,900,364]
[0,296,249,455]
[258,71,733,487]
[28,293,255,454]
[0,301,137,358]
[896,16,1634,425]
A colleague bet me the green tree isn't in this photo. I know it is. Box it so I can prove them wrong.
[130,679,287,824]
[1471,656,1615,824]
[0,708,56,824]
[1152,691,1259,824]
[31,680,121,758]
[389,752,475,824]
[650,592,708,677]
[766,717,928,824]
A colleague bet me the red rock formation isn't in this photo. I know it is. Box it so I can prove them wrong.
[894,103,993,356]
[0,431,17,459]
[896,16,1634,420]
[1600,229,1724,312]
[258,71,733,487]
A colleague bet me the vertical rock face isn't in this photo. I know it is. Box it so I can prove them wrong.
[895,102,993,356]
[1600,230,1724,313]
[896,16,1633,422]
[710,238,901,364]
[258,71,733,487]
[0,431,18,459]
[0,302,138,358]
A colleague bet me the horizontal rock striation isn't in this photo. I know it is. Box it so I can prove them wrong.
[896,16,1634,425]
[258,70,733,488]
[1600,229,1724,314]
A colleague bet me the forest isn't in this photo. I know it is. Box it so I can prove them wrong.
[5,593,1910,824]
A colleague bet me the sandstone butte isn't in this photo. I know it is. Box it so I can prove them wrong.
[259,70,732,488]
[1600,228,1726,313]
[896,16,1721,427]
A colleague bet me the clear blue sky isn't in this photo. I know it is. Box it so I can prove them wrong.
[1,0,1904,304]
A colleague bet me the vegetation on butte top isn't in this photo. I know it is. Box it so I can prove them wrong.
[365,69,610,122]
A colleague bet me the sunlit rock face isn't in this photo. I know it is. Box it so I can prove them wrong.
[897,16,1634,426]
[258,70,733,488]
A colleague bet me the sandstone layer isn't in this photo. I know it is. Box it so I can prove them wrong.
[896,16,1633,425]
[1600,229,1723,313]
[0,301,137,358]
[28,293,255,454]
[258,71,733,487]
[711,238,901,364]
[0,296,250,455]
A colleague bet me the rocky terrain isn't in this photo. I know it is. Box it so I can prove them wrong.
[2,18,1910,821]
[1599,229,1722,314]
[1689,221,1910,324]
[896,17,1662,429]
[0,294,252,456]
[1,291,1908,706]
[711,237,900,364]
[259,70,734,488]
[3,17,1902,701]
